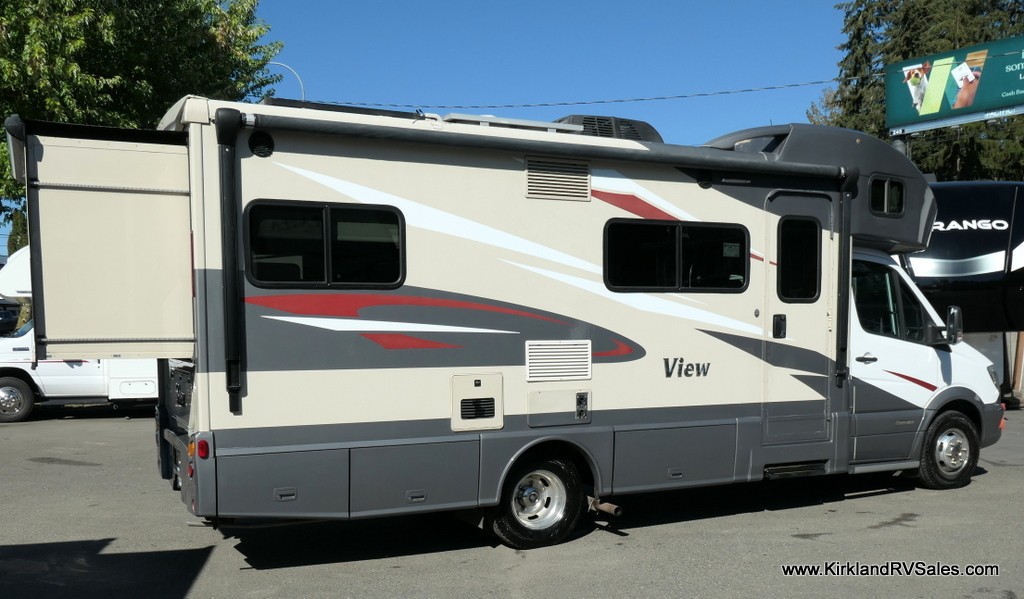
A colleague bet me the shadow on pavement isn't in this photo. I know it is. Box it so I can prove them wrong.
[27,402,155,422]
[0,539,213,599]
[222,469,942,569]
[222,513,494,569]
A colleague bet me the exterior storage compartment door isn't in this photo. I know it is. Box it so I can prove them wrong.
[23,132,194,359]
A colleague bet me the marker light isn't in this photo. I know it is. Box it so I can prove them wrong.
[197,439,210,459]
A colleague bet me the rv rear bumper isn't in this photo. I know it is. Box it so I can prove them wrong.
[980,402,1005,448]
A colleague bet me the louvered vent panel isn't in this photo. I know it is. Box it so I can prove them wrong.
[461,398,496,419]
[526,340,592,382]
[526,157,590,201]
[616,120,644,141]
[581,116,616,138]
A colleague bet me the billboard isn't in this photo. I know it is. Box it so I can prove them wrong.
[886,35,1024,135]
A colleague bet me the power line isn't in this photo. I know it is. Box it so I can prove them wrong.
[338,78,843,111]
[335,46,1024,111]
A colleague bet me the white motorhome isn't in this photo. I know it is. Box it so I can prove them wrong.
[4,97,1004,548]
[0,247,158,422]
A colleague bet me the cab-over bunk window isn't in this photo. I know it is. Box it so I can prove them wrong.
[246,201,404,288]
[605,219,748,292]
[870,178,905,217]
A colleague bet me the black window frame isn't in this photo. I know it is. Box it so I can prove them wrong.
[777,216,822,303]
[869,177,906,217]
[604,218,750,293]
[244,199,406,290]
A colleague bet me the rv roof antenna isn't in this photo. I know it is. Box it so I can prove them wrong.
[268,61,306,101]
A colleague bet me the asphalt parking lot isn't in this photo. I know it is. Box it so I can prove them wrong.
[1,403,1021,599]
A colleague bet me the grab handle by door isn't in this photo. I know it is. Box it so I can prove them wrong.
[855,353,878,364]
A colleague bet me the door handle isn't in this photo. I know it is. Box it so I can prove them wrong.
[855,354,878,364]
[772,314,787,339]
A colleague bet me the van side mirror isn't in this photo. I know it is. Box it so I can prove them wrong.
[946,305,963,345]
[925,305,964,346]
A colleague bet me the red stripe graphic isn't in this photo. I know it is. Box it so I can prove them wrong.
[361,334,462,349]
[591,189,678,220]
[885,370,938,392]
[593,338,633,357]
[247,294,568,325]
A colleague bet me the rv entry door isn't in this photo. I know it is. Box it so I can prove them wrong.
[762,194,836,444]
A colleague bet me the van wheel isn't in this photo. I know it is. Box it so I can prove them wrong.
[0,377,35,423]
[486,457,584,549]
[918,411,979,490]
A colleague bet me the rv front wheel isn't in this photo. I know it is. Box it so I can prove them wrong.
[918,410,979,490]
[0,377,34,423]
[487,457,584,549]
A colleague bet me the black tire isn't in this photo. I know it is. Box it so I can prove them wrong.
[0,377,35,423]
[486,457,585,549]
[917,410,979,490]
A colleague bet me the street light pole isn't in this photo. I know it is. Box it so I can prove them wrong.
[268,61,305,101]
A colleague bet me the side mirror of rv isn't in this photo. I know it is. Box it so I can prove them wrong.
[925,305,964,346]
[946,305,964,345]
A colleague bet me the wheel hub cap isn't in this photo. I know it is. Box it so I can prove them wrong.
[511,469,567,530]
[0,386,25,413]
[934,428,970,475]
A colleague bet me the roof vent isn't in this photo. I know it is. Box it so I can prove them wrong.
[555,115,664,143]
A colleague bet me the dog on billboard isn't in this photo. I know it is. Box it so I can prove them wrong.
[903,62,931,112]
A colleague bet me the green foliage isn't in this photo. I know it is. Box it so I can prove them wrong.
[6,206,25,255]
[808,0,1024,180]
[0,0,282,237]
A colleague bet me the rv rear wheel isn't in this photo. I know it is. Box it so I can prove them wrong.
[0,377,34,423]
[486,457,584,549]
[917,410,979,490]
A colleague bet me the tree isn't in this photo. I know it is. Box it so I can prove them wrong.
[814,0,888,136]
[0,0,282,229]
[6,206,26,256]
[808,0,1024,180]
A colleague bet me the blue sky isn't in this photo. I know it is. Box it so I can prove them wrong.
[2,1,849,258]
[256,1,847,146]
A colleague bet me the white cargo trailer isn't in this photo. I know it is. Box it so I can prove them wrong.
[4,96,1004,548]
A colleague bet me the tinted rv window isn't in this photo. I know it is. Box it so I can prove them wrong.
[606,221,678,288]
[330,206,401,284]
[870,179,905,216]
[778,217,820,302]
[247,202,403,288]
[605,219,747,292]
[249,204,326,283]
[852,259,927,342]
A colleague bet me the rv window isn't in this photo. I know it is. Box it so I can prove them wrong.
[606,221,678,289]
[870,179,905,216]
[247,202,403,288]
[330,206,401,285]
[851,259,927,342]
[778,217,820,302]
[605,219,747,292]
[249,204,326,283]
